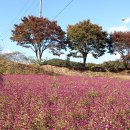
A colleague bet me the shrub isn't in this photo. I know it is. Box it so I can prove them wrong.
[102,60,125,72]
[90,65,106,72]
[42,59,66,67]
[42,58,88,70]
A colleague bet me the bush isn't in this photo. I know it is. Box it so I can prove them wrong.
[42,59,106,71]
[90,65,106,72]
[86,63,97,70]
[102,60,125,72]
[42,58,88,71]
[42,59,66,67]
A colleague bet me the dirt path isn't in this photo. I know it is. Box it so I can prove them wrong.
[115,75,130,80]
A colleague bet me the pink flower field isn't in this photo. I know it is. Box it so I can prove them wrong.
[0,75,129,130]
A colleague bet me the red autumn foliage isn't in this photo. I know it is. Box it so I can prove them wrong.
[112,31,130,69]
[11,16,66,64]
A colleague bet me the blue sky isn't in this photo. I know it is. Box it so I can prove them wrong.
[1,0,130,63]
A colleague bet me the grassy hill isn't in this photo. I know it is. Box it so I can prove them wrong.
[0,55,129,76]
[0,58,57,75]
[42,58,97,71]
[42,58,127,72]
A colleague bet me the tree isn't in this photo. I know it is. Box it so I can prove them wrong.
[110,31,130,69]
[11,16,66,64]
[2,51,30,64]
[67,20,107,67]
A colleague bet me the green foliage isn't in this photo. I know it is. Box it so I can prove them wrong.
[102,60,125,72]
[42,58,88,70]
[88,61,125,72]
[86,63,97,70]
[67,19,107,66]
[69,62,87,70]
[42,58,126,72]
[43,58,66,67]
[89,64,106,72]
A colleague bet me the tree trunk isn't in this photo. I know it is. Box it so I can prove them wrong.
[83,53,87,67]
[35,51,42,65]
[39,53,42,66]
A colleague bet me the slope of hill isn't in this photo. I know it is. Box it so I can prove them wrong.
[0,57,130,80]
[0,58,55,75]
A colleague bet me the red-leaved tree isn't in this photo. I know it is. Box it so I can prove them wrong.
[111,31,130,69]
[11,16,66,64]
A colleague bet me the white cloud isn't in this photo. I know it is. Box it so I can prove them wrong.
[121,17,130,24]
[108,25,128,33]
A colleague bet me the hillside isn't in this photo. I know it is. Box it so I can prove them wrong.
[0,57,130,79]
[0,58,55,75]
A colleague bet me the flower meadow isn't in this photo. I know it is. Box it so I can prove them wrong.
[0,75,129,130]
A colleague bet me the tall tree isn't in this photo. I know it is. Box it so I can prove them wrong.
[11,16,66,64]
[67,20,107,67]
[110,31,130,69]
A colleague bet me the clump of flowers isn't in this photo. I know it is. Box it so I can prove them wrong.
[0,75,129,129]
